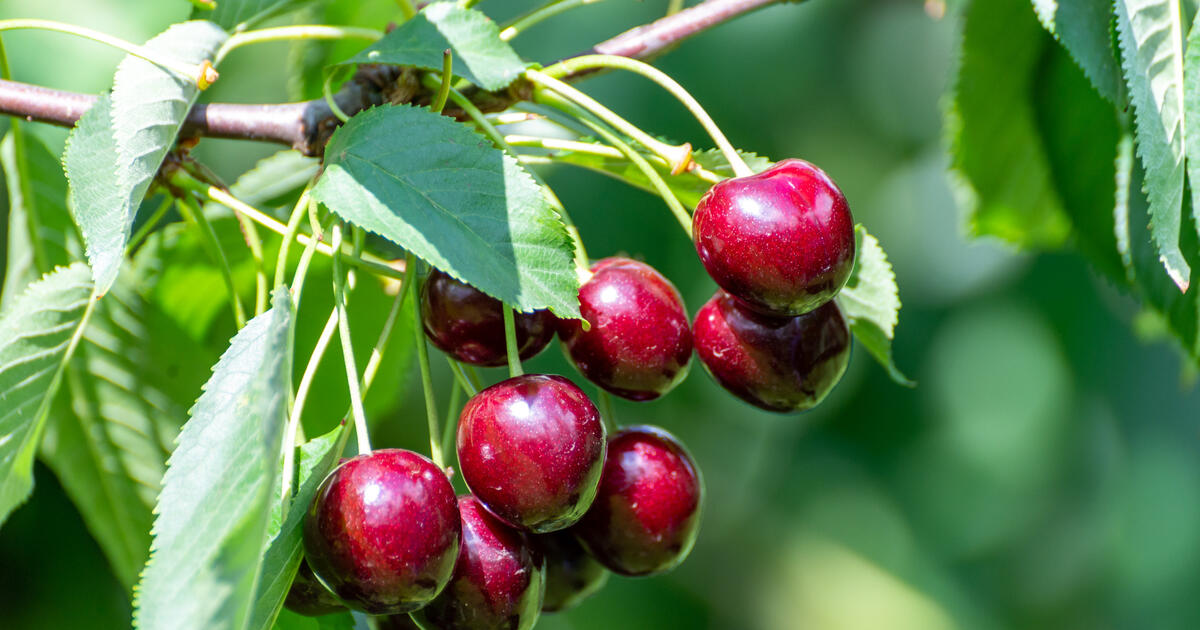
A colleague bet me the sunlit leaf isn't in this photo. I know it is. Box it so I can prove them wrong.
[1031,0,1123,102]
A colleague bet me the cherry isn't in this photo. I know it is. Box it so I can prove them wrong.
[558,257,692,401]
[302,449,461,615]
[457,374,606,533]
[410,495,546,630]
[693,290,850,412]
[573,426,703,577]
[692,159,856,316]
[532,530,608,613]
[283,559,345,617]
[421,269,556,367]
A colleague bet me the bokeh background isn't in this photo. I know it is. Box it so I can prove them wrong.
[4,0,1200,629]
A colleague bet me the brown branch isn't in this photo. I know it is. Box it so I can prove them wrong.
[0,0,784,156]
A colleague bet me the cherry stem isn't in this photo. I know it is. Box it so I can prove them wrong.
[407,254,445,468]
[0,36,48,274]
[176,195,247,328]
[539,90,693,237]
[525,69,693,175]
[500,0,606,41]
[231,208,267,315]
[0,19,214,89]
[323,70,351,124]
[667,0,686,15]
[440,381,463,465]
[125,196,174,255]
[430,50,453,114]
[396,0,418,20]
[282,306,340,502]
[447,358,479,396]
[221,25,382,56]
[596,389,617,433]
[502,305,524,378]
[290,214,333,309]
[360,265,412,399]
[331,223,373,455]
[274,181,315,289]
[542,54,753,177]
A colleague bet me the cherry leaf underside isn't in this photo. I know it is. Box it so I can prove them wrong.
[312,104,580,318]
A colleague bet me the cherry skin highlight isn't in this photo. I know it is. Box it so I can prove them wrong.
[559,257,693,401]
[457,374,606,533]
[692,159,856,316]
[532,530,609,612]
[302,449,462,615]
[410,495,546,630]
[692,290,850,413]
[574,426,703,577]
[283,559,346,617]
[422,269,556,367]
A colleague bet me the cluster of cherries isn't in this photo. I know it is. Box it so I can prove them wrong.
[287,159,856,628]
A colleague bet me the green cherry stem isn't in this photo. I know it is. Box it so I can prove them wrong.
[323,70,351,124]
[0,37,50,273]
[524,69,693,174]
[596,389,617,433]
[222,25,381,56]
[504,133,725,185]
[407,253,445,468]
[541,54,753,177]
[396,0,418,20]
[274,181,316,288]
[441,380,463,464]
[0,19,216,88]
[331,223,373,455]
[667,0,686,16]
[502,305,524,378]
[360,261,413,398]
[281,306,340,502]
[500,0,606,41]
[125,195,174,255]
[176,195,247,327]
[430,50,454,114]
[447,357,479,397]
[233,210,268,315]
[290,213,333,309]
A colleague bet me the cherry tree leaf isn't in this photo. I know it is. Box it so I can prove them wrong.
[0,263,95,525]
[312,105,580,318]
[836,227,911,386]
[65,20,228,295]
[1031,0,1123,102]
[133,289,293,630]
[1115,0,1190,290]
[193,0,319,30]
[341,2,526,91]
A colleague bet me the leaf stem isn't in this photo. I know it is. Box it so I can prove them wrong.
[502,305,524,377]
[541,54,752,177]
[331,223,372,455]
[274,181,315,288]
[281,306,340,502]
[500,0,606,41]
[0,19,214,88]
[525,69,693,174]
[430,50,454,114]
[176,195,247,327]
[407,253,444,467]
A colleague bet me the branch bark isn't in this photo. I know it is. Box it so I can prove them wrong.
[0,0,783,156]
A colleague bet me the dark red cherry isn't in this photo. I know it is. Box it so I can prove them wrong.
[411,495,546,630]
[302,449,461,615]
[574,426,703,577]
[692,159,856,316]
[692,290,850,413]
[422,269,556,367]
[283,558,346,616]
[457,374,606,533]
[558,257,692,401]
[532,530,608,612]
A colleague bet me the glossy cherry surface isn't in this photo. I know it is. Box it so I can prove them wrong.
[457,374,606,533]
[558,257,693,401]
[574,426,703,577]
[283,559,346,617]
[302,449,462,615]
[533,530,608,612]
[693,290,850,413]
[422,269,556,367]
[411,496,546,630]
[692,159,855,316]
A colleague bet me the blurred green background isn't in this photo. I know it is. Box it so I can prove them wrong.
[4,0,1200,629]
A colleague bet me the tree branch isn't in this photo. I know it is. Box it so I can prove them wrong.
[0,0,784,156]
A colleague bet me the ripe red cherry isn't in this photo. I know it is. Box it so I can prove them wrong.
[574,426,703,577]
[457,374,606,533]
[422,269,556,367]
[284,559,346,616]
[692,290,850,413]
[692,159,856,316]
[302,449,461,615]
[532,530,608,612]
[410,495,546,630]
[558,257,692,401]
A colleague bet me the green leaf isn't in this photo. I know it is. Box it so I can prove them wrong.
[194,0,318,30]
[1031,0,1123,102]
[203,150,320,221]
[133,288,293,630]
[1181,8,1200,262]
[65,20,228,295]
[947,0,1071,249]
[0,263,95,525]
[312,105,580,318]
[2,130,78,310]
[247,423,348,630]
[1115,0,1190,290]
[836,226,911,386]
[341,2,526,91]
[273,609,356,630]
